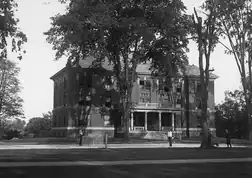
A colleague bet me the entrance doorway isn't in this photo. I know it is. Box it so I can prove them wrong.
[147,112,159,131]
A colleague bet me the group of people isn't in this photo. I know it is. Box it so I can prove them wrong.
[78,127,232,147]
[167,128,232,148]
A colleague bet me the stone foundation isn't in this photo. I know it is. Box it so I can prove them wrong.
[179,128,216,138]
[65,127,114,144]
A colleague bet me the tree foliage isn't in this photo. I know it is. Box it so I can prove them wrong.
[45,0,190,138]
[0,0,27,61]
[0,58,24,119]
[4,118,26,132]
[213,0,252,138]
[216,89,247,138]
[25,113,52,135]
[1,118,26,139]
[217,90,245,121]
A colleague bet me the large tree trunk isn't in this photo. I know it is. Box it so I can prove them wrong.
[248,51,252,139]
[198,23,211,148]
[200,88,211,148]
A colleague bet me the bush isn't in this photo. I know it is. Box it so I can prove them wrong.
[3,129,23,140]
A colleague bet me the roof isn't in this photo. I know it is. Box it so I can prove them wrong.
[50,59,219,80]
[136,63,219,79]
[185,64,219,79]
[50,67,67,80]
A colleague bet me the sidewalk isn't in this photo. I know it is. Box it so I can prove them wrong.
[0,143,247,150]
[0,157,252,167]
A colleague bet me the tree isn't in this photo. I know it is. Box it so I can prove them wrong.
[218,90,245,121]
[0,0,27,61]
[42,111,53,120]
[25,115,52,135]
[213,0,252,139]
[2,118,26,139]
[216,89,247,138]
[0,58,24,119]
[45,0,189,139]
[191,0,220,147]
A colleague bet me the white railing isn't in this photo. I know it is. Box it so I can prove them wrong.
[133,126,145,131]
[161,126,172,131]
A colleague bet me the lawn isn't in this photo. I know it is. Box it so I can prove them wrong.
[0,162,250,178]
[0,147,251,162]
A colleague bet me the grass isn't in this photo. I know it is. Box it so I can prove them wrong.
[0,163,251,178]
[0,147,251,162]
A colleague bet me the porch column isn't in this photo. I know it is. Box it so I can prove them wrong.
[131,112,134,131]
[159,112,162,131]
[172,113,175,131]
[144,112,148,131]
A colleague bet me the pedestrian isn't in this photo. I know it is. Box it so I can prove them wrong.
[208,129,212,145]
[79,128,83,146]
[225,129,232,148]
[167,128,173,147]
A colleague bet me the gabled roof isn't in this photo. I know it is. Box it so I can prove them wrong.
[50,67,67,80]
[50,58,219,80]
[136,63,219,79]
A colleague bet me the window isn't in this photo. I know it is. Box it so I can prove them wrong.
[145,80,151,90]
[53,115,56,127]
[63,77,67,88]
[63,116,66,126]
[58,116,60,127]
[140,93,151,103]
[79,75,85,86]
[159,80,164,91]
[76,73,80,81]
[105,96,112,107]
[139,79,151,90]
[196,83,201,92]
[176,99,181,104]
[176,87,181,93]
[63,92,67,106]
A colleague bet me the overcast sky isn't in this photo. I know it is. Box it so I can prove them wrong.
[12,0,240,120]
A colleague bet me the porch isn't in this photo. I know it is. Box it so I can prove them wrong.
[130,111,176,132]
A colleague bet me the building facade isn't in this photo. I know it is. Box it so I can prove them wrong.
[50,61,218,138]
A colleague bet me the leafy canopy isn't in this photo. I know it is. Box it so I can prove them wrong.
[45,0,190,81]
[0,58,24,119]
[0,0,27,60]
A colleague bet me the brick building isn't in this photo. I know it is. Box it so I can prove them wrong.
[50,60,218,138]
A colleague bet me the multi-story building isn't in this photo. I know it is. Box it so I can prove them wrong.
[50,60,218,138]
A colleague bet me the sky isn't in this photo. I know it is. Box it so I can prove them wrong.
[11,0,241,120]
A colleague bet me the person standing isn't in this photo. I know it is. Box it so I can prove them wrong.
[167,129,173,147]
[208,129,212,146]
[79,128,83,146]
[225,129,232,148]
